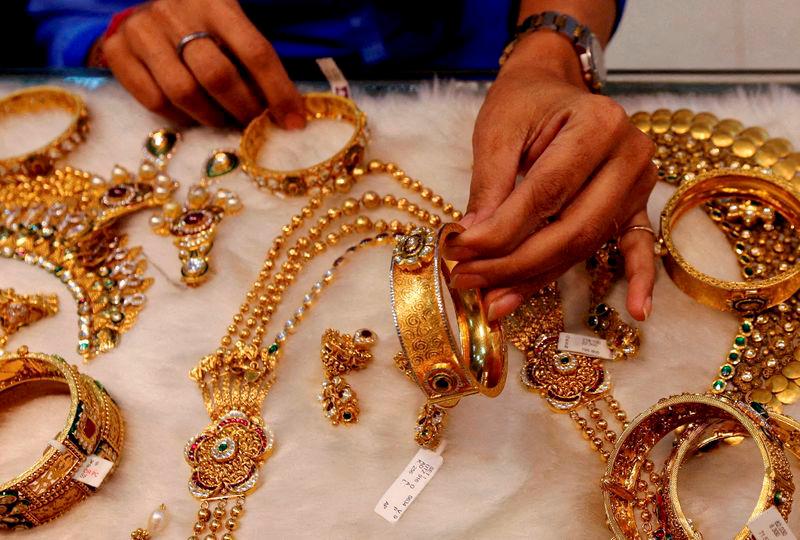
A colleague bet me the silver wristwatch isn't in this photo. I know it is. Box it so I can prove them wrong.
[499,11,607,93]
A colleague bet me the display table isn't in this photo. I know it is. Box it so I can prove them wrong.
[1,74,799,539]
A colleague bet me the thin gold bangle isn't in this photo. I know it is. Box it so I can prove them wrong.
[657,168,800,314]
[0,86,89,178]
[239,92,368,197]
[0,347,124,529]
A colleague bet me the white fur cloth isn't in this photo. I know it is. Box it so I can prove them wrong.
[1,79,799,540]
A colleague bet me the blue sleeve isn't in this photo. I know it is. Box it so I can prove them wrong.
[27,0,138,67]
[612,0,626,36]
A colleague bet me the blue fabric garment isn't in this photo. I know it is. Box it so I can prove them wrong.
[27,0,626,69]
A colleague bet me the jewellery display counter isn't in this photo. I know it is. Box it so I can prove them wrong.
[2,72,800,539]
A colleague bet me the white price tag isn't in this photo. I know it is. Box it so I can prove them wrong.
[315,57,351,98]
[749,506,797,540]
[374,443,445,523]
[558,332,613,360]
[72,454,114,488]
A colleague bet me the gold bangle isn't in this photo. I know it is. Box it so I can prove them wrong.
[0,347,124,530]
[0,86,89,178]
[657,169,800,314]
[603,393,793,539]
[390,223,507,406]
[239,92,367,197]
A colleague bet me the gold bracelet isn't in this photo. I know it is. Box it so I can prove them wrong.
[390,223,507,445]
[603,393,793,539]
[657,169,800,314]
[239,92,367,197]
[0,86,89,177]
[0,347,124,530]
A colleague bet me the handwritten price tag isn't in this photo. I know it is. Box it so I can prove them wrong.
[72,454,114,488]
[749,507,797,540]
[374,445,445,523]
[558,332,613,360]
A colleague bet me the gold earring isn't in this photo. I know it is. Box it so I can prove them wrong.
[394,351,448,449]
[318,328,376,425]
[149,149,242,286]
[0,288,59,348]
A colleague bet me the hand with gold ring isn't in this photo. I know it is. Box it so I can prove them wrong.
[101,0,305,128]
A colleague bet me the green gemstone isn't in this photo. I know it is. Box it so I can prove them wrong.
[728,351,739,361]
[146,128,178,158]
[268,343,279,354]
[741,322,752,333]
[775,490,785,505]
[720,364,734,378]
[205,151,239,177]
[559,356,571,365]
[218,441,228,452]
[735,336,746,347]
[744,267,755,277]
[78,340,90,352]
[712,379,726,393]
[751,401,769,418]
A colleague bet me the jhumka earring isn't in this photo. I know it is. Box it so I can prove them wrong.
[0,288,59,348]
[318,328,377,425]
[149,149,242,286]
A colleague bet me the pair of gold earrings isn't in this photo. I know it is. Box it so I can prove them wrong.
[318,328,377,425]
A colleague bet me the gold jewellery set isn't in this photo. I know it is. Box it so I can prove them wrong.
[5,84,800,539]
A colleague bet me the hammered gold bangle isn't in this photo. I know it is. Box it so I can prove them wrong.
[0,86,89,177]
[603,393,793,540]
[390,223,507,407]
[0,347,123,530]
[657,169,800,314]
[239,92,367,197]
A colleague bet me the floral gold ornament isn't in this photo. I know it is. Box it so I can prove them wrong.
[0,86,89,177]
[318,328,376,425]
[0,347,123,529]
[0,288,59,349]
[391,222,507,448]
[603,394,793,540]
[656,169,800,314]
[150,149,242,286]
[240,92,368,197]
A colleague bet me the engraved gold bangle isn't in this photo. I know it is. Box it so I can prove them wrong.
[390,223,507,407]
[602,393,793,540]
[0,347,124,530]
[657,169,800,314]
[0,86,89,178]
[239,92,367,197]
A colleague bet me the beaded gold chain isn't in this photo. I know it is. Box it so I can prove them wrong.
[184,159,462,539]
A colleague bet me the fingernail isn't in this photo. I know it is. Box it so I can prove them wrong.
[642,296,652,320]
[458,212,477,229]
[488,293,524,322]
[442,245,480,261]
[449,273,489,289]
[283,111,306,130]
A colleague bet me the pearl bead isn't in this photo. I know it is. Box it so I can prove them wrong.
[188,185,209,206]
[147,505,167,532]
[149,214,164,229]
[111,165,129,182]
[139,161,157,179]
[163,202,182,219]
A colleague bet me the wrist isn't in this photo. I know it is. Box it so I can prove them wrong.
[499,31,586,89]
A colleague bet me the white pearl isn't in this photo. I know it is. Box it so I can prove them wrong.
[111,165,129,182]
[139,161,157,179]
[147,505,167,532]
[91,175,106,187]
[149,214,164,229]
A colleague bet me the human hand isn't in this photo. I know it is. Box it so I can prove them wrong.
[102,0,304,128]
[447,32,657,322]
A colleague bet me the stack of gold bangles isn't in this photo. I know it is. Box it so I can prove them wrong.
[0,347,123,530]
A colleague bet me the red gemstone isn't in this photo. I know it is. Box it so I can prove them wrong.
[183,211,205,225]
[108,185,127,198]
[83,416,97,439]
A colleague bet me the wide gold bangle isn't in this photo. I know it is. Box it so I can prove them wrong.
[239,92,367,197]
[0,86,89,177]
[0,347,124,530]
[390,223,507,406]
[603,393,793,540]
[657,169,800,314]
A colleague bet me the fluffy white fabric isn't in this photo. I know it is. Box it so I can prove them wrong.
[1,79,799,539]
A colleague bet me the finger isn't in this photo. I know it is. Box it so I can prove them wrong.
[205,2,305,128]
[149,1,263,124]
[449,96,631,261]
[619,209,657,321]
[485,265,572,322]
[123,12,228,126]
[449,136,656,290]
[103,34,193,125]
